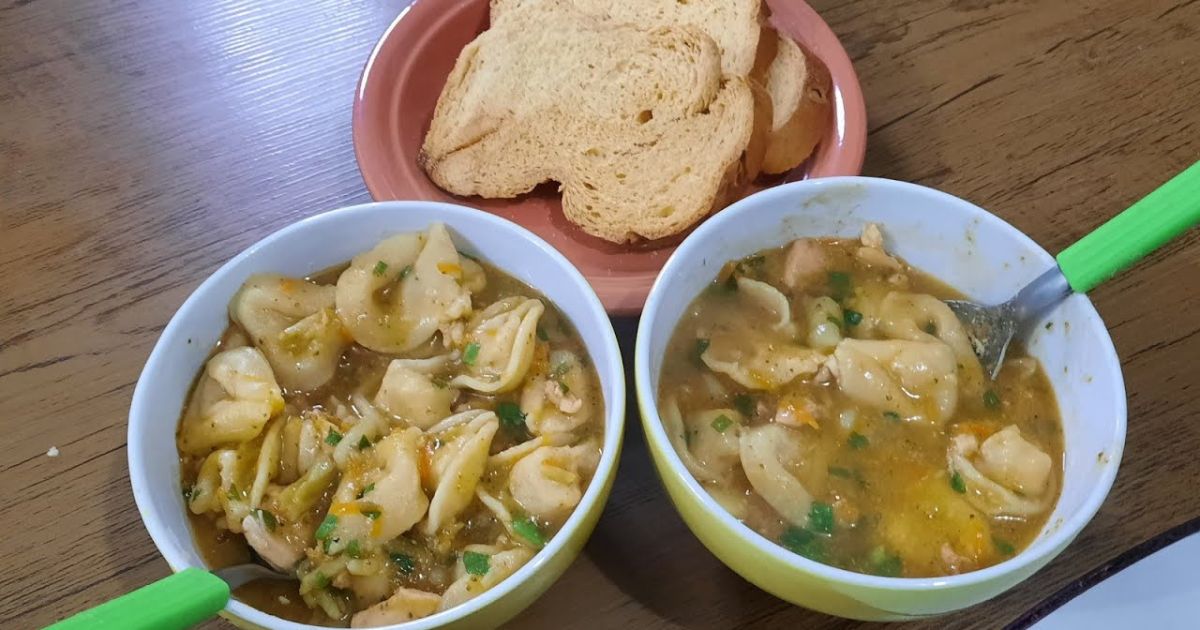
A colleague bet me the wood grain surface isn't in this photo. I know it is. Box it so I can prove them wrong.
[2,0,1198,628]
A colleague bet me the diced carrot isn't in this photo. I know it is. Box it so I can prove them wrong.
[437,262,463,277]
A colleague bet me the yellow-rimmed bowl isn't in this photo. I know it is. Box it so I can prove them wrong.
[634,177,1125,620]
[129,201,625,630]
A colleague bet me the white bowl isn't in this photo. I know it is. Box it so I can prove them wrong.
[128,201,626,630]
[634,176,1126,620]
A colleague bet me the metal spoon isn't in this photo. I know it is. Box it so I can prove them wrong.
[47,562,293,630]
[948,160,1200,379]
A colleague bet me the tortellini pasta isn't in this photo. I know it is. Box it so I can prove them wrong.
[351,587,441,627]
[374,357,456,430]
[451,297,544,393]
[948,428,1052,518]
[324,427,430,556]
[660,398,742,484]
[438,546,534,612]
[701,333,824,391]
[423,411,500,535]
[178,347,284,455]
[739,424,825,527]
[520,350,593,442]
[335,223,475,353]
[229,274,349,391]
[829,338,959,424]
[736,277,796,336]
[878,292,986,393]
[509,442,600,523]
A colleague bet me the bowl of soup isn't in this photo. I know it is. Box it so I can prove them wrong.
[128,201,625,629]
[634,177,1125,620]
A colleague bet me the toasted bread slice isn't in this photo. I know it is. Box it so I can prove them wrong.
[490,0,766,77]
[761,34,833,174]
[421,0,759,243]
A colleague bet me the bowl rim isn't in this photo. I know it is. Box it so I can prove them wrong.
[128,200,627,630]
[634,175,1127,593]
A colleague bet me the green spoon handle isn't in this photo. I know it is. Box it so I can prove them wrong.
[1056,160,1200,293]
[45,568,229,630]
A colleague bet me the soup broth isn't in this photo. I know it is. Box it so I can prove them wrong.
[178,224,603,626]
[657,224,1062,578]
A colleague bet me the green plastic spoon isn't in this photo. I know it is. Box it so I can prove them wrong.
[44,563,284,630]
[947,159,1200,378]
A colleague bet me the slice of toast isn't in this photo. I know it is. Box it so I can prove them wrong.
[761,33,833,174]
[421,0,759,243]
[490,0,766,78]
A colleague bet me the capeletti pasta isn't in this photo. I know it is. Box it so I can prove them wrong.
[657,224,1063,578]
[177,223,603,626]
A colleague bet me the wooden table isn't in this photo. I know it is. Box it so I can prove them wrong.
[2,0,1198,628]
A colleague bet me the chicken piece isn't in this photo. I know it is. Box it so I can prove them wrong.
[350,587,441,627]
[855,223,901,270]
[860,223,885,249]
[544,379,582,414]
[940,542,975,575]
[773,396,820,430]
[782,238,827,289]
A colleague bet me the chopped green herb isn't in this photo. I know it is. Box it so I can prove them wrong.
[357,483,376,499]
[398,264,414,279]
[711,414,734,433]
[923,322,938,335]
[536,325,549,341]
[390,552,415,574]
[225,484,245,501]
[463,551,490,576]
[550,359,572,378]
[357,435,372,450]
[848,432,869,449]
[868,546,903,577]
[362,508,382,520]
[325,429,343,446]
[993,537,1016,556]
[808,502,835,534]
[254,508,278,531]
[983,389,1001,409]
[315,514,338,541]
[513,516,546,548]
[843,309,863,326]
[692,338,711,364]
[733,394,755,417]
[496,402,528,432]
[372,261,389,276]
[313,572,331,589]
[950,471,967,494]
[557,380,571,394]
[883,411,901,422]
[463,342,481,366]
[828,466,853,479]
[781,526,825,561]
[828,271,852,299]
[345,539,362,559]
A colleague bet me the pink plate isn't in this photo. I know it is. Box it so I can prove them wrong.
[353,0,866,314]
